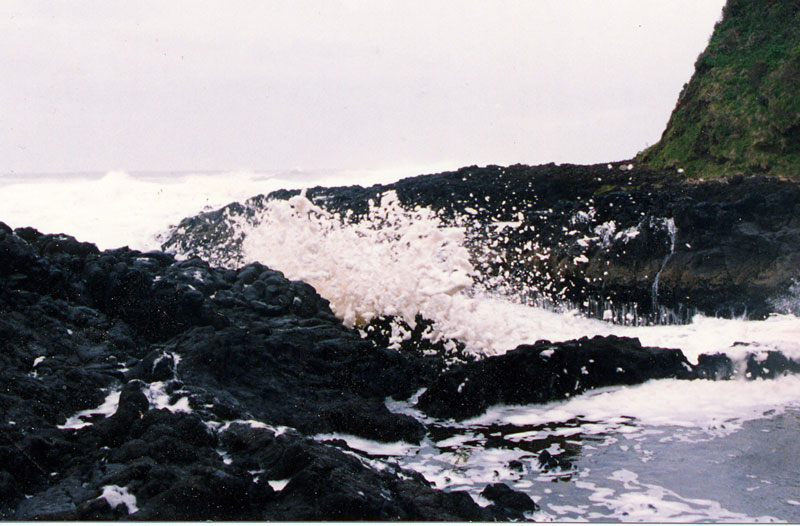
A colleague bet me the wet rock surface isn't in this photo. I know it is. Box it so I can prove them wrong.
[0,224,489,520]
[3,222,800,520]
[163,163,800,322]
[416,335,800,421]
[481,482,539,520]
[694,349,800,381]
[416,335,696,420]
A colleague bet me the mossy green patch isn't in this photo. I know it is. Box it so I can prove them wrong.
[639,0,800,180]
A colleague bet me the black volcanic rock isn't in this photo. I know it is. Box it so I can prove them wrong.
[0,225,493,520]
[538,450,573,473]
[693,353,737,380]
[481,482,539,520]
[161,164,800,324]
[416,335,695,420]
[744,350,800,379]
[416,334,800,421]
[690,349,800,381]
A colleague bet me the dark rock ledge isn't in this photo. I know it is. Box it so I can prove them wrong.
[0,222,484,520]
[2,222,798,520]
[415,335,799,421]
[163,165,800,323]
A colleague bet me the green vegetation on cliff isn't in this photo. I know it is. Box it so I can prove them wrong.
[639,0,800,179]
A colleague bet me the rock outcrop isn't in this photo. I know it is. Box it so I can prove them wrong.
[415,335,800,421]
[0,223,488,520]
[162,164,800,323]
[416,335,695,420]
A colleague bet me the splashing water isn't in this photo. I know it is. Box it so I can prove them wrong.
[237,190,488,348]
[225,191,800,364]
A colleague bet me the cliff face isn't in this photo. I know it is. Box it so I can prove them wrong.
[639,0,800,179]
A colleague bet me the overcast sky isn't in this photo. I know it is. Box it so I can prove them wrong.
[1,1,726,174]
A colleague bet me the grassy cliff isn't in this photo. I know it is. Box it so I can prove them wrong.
[638,0,800,179]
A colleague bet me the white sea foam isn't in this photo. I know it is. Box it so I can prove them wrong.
[208,419,290,437]
[576,470,778,522]
[268,479,291,491]
[100,485,139,514]
[0,171,253,249]
[216,449,233,465]
[469,375,800,435]
[239,190,475,333]
[312,433,417,456]
[427,295,800,364]
[58,389,121,430]
[384,390,798,522]
[142,381,191,413]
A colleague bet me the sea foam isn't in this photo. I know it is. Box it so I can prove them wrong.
[229,190,800,365]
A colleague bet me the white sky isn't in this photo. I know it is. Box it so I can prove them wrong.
[1,1,725,174]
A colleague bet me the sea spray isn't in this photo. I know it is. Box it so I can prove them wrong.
[770,280,800,316]
[222,190,800,363]
[237,190,490,350]
[0,170,277,251]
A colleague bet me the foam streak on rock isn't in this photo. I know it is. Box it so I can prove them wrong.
[100,485,139,515]
[57,390,122,430]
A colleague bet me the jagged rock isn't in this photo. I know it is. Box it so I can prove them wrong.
[745,351,800,380]
[361,314,473,366]
[688,350,800,381]
[416,335,695,420]
[538,450,573,472]
[162,164,800,323]
[417,334,800,421]
[0,225,494,520]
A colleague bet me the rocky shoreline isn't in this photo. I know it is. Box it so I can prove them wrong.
[3,213,799,520]
[163,164,800,324]
[4,0,799,518]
